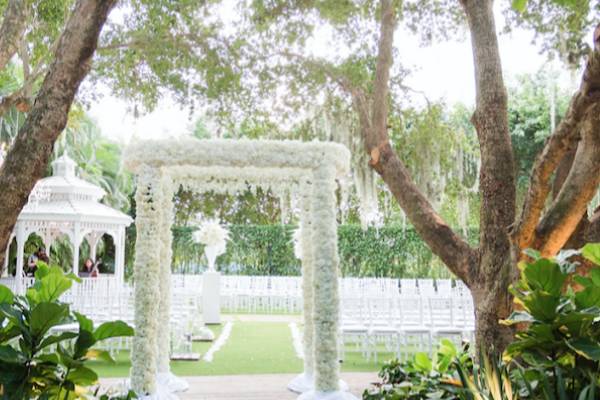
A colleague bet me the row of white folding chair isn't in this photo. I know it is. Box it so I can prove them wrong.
[340,296,474,361]
[221,292,302,313]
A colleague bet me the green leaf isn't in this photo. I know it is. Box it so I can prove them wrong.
[567,338,600,361]
[0,284,14,304]
[523,258,566,295]
[39,332,78,350]
[74,312,93,333]
[85,348,114,363]
[38,272,73,302]
[65,365,99,386]
[0,345,24,363]
[573,276,593,288]
[94,320,134,342]
[575,288,600,309]
[523,291,560,321]
[501,311,534,325]
[74,329,96,359]
[582,243,600,265]
[30,302,69,338]
[523,248,541,260]
[590,268,600,287]
[413,352,432,373]
[512,0,528,12]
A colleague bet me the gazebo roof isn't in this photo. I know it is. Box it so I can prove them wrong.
[17,152,132,226]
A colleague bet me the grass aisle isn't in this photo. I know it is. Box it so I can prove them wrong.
[91,321,302,377]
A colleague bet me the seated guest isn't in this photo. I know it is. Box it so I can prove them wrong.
[26,247,47,276]
[81,258,94,277]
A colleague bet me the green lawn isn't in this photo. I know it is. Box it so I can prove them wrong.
[91,319,395,378]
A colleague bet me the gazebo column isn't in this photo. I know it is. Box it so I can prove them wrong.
[72,223,82,277]
[130,166,163,396]
[2,235,11,278]
[15,224,25,293]
[85,231,103,267]
[288,181,316,393]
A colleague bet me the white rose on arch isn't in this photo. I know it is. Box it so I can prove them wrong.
[193,217,230,271]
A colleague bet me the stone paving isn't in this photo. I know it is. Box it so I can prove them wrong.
[103,372,377,400]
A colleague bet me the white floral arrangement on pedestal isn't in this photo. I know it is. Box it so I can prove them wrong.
[193,217,229,272]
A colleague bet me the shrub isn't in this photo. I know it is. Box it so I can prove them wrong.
[363,340,469,399]
[0,262,135,399]
[499,244,600,398]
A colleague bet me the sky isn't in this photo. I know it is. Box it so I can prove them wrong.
[87,5,572,144]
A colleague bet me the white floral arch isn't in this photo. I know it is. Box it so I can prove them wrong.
[125,138,357,400]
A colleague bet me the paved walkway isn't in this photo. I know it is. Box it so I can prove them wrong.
[103,372,376,399]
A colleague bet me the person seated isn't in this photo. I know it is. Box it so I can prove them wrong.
[81,258,94,278]
[26,247,47,276]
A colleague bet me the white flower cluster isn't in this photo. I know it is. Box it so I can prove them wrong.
[193,218,229,248]
[156,177,175,375]
[126,139,351,398]
[124,138,350,179]
[130,166,163,395]
[311,163,341,391]
[292,223,303,260]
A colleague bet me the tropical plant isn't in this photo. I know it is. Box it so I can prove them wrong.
[499,244,600,399]
[0,262,135,399]
[363,339,470,399]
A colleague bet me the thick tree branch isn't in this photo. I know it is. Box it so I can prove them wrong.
[461,0,515,275]
[0,0,117,269]
[355,0,476,284]
[513,25,600,251]
[533,104,600,256]
[0,0,28,71]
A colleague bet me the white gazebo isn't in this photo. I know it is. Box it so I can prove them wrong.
[3,152,132,291]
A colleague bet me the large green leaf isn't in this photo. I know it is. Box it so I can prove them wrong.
[523,258,566,295]
[575,288,600,309]
[65,365,99,386]
[582,243,600,266]
[523,291,560,321]
[85,348,114,363]
[37,273,73,303]
[567,338,600,361]
[94,320,134,342]
[38,331,78,350]
[74,312,93,333]
[74,329,96,359]
[30,302,69,338]
[0,345,24,363]
[413,352,432,373]
[590,268,600,287]
[501,311,534,325]
[0,284,14,304]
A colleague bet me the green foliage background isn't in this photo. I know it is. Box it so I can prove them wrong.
[172,224,477,278]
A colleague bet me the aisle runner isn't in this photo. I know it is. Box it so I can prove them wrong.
[289,322,304,359]
[203,322,233,362]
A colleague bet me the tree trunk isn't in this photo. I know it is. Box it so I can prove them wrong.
[460,0,517,351]
[0,0,117,271]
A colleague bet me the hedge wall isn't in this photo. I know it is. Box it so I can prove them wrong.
[171,224,477,278]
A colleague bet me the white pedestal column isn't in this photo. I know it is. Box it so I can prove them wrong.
[202,270,221,324]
